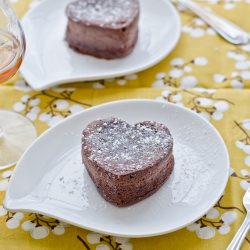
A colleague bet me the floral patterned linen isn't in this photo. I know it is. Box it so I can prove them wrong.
[1,0,250,249]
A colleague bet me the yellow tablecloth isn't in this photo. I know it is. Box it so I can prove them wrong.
[1,0,250,249]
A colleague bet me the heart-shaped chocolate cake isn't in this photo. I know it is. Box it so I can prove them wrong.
[82,117,174,207]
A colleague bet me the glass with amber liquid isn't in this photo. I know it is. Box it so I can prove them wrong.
[0,0,37,170]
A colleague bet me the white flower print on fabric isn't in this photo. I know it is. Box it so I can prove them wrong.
[182,18,216,38]
[156,88,233,121]
[152,57,208,88]
[13,88,90,126]
[14,79,32,92]
[13,95,41,121]
[92,74,138,88]
[187,200,241,240]
[77,233,133,250]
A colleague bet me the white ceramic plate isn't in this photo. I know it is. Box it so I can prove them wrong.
[20,0,181,90]
[4,100,229,237]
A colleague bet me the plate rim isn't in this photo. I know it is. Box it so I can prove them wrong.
[20,0,181,90]
[4,99,230,237]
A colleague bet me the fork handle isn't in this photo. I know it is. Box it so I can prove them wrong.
[177,0,249,45]
[227,214,250,250]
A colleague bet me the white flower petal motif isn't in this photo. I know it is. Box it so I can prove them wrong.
[96,245,109,250]
[26,112,38,121]
[162,90,171,97]
[234,54,246,61]
[197,97,212,107]
[69,104,84,114]
[51,87,76,93]
[214,101,229,112]
[48,115,64,127]
[194,57,208,66]
[52,226,65,235]
[2,170,12,178]
[117,79,127,86]
[0,205,7,216]
[180,76,198,88]
[196,226,215,239]
[240,180,250,190]
[14,80,32,92]
[92,82,105,89]
[87,233,101,244]
[39,113,52,122]
[13,102,26,112]
[21,95,30,102]
[177,3,186,11]
[13,212,24,220]
[194,18,205,26]
[206,208,219,219]
[243,120,250,130]
[0,179,8,191]
[30,98,40,106]
[235,140,245,149]
[231,79,244,89]
[241,71,250,80]
[170,58,184,66]
[213,74,226,83]
[193,87,216,94]
[121,243,133,250]
[212,111,223,121]
[6,218,20,229]
[30,226,49,239]
[184,66,192,72]
[169,68,183,78]
[156,72,167,79]
[55,100,69,110]
[207,0,219,3]
[221,211,237,225]
[231,71,239,77]
[219,225,231,235]
[152,80,165,88]
[241,169,250,176]
[243,145,250,154]
[245,156,250,167]
[187,223,200,232]
[242,44,250,52]
[22,221,36,231]
[126,74,137,80]
[182,26,192,33]
[227,51,237,59]
[206,28,216,36]
[224,3,235,9]
[172,93,182,102]
[190,28,205,37]
[235,61,250,70]
[30,106,40,115]
[115,237,129,244]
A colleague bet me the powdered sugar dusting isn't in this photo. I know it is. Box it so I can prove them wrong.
[169,142,216,205]
[66,0,139,28]
[83,118,173,174]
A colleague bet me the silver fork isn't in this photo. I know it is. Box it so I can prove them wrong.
[177,0,249,45]
[227,188,250,250]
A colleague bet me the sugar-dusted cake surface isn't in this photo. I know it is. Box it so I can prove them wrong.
[82,117,174,207]
[65,0,139,59]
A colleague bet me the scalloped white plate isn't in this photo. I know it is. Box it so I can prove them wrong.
[20,0,180,90]
[4,100,229,237]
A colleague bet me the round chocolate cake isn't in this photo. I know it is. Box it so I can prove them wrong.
[65,0,139,59]
[82,117,174,207]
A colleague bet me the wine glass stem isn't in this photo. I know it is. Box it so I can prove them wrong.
[0,126,3,139]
